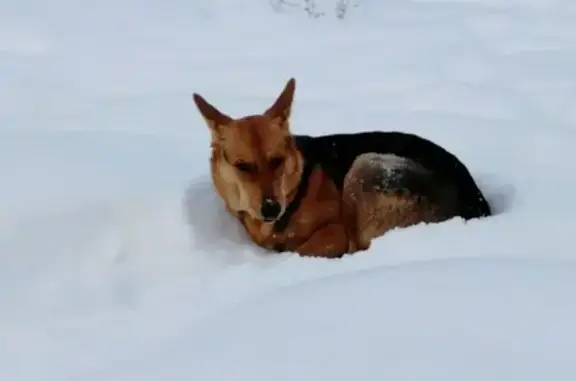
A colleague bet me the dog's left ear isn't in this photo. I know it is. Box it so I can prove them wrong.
[265,78,296,124]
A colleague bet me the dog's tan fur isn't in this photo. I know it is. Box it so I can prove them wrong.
[192,78,446,258]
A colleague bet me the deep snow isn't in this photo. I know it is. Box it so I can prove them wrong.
[2,0,576,380]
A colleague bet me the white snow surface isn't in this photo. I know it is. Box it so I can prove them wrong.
[2,0,576,379]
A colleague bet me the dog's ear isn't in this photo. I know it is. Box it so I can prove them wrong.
[264,77,296,123]
[192,93,233,130]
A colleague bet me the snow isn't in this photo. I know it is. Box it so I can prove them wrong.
[1,0,576,379]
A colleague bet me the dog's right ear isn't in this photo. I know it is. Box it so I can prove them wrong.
[264,77,296,123]
[192,93,233,130]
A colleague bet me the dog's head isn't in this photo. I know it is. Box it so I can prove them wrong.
[192,78,303,222]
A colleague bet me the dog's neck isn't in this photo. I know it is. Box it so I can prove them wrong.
[285,149,305,203]
[272,149,313,233]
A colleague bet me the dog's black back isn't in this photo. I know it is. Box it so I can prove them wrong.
[293,131,491,220]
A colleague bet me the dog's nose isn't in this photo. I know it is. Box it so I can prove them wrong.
[260,198,281,221]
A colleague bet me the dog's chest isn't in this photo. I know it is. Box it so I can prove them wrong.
[269,166,343,251]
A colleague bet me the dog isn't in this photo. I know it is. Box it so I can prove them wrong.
[191,78,491,258]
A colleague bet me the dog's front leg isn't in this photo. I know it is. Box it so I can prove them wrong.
[296,223,349,258]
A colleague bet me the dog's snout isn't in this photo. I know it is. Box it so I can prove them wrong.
[260,198,281,221]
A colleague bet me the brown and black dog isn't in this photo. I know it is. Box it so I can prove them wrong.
[192,78,491,258]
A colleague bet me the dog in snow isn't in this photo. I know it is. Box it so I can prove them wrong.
[191,78,491,258]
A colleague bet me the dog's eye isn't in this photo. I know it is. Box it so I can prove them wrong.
[234,161,256,173]
[269,157,284,170]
